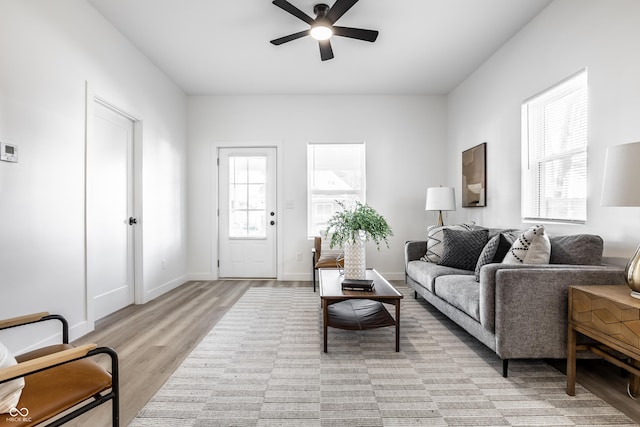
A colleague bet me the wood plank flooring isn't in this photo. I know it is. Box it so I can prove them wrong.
[65,280,640,426]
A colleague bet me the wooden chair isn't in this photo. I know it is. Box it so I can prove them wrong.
[312,235,344,292]
[0,312,118,427]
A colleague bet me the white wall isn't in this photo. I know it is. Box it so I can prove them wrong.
[447,0,640,264]
[0,0,188,351]
[188,95,447,281]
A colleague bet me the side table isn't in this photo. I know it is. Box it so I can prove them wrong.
[567,284,640,396]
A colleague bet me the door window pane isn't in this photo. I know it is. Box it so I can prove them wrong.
[229,155,267,237]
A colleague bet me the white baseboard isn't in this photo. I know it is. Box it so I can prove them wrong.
[143,274,190,303]
[187,272,215,281]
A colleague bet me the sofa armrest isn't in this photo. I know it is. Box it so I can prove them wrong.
[405,240,427,266]
[479,264,625,359]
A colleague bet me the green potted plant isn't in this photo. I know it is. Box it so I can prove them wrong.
[324,201,393,279]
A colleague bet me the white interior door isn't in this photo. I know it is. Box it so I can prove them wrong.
[218,147,277,278]
[87,101,135,319]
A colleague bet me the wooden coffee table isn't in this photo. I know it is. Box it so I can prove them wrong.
[319,268,403,352]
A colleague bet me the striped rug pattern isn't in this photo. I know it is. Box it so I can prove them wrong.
[129,286,635,426]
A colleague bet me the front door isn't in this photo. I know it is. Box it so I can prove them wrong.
[87,101,136,319]
[218,147,277,278]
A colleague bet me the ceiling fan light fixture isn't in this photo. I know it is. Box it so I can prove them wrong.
[310,24,332,40]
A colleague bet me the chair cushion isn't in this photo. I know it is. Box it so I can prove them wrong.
[2,344,112,426]
[0,341,24,414]
[315,258,344,269]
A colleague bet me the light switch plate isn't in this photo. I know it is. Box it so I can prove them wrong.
[0,142,18,162]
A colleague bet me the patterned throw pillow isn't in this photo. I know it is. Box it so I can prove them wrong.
[502,225,551,264]
[421,224,473,263]
[439,228,489,271]
[474,234,500,281]
[0,341,24,413]
[473,232,517,281]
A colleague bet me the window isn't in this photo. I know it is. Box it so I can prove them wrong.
[307,143,365,237]
[521,69,588,224]
[228,155,267,238]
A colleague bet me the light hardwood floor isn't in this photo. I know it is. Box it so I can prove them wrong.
[66,280,640,426]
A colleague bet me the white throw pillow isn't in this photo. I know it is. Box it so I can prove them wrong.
[502,224,551,264]
[319,230,343,260]
[0,341,25,414]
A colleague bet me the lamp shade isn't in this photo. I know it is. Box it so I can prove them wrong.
[425,187,456,211]
[601,141,640,207]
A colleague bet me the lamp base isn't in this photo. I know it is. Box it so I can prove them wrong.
[626,244,640,297]
[436,210,444,227]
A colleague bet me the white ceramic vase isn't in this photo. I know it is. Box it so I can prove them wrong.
[343,231,366,280]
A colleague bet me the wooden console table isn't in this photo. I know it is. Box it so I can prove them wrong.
[567,284,640,396]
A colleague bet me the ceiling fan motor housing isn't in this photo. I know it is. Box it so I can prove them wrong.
[313,4,330,18]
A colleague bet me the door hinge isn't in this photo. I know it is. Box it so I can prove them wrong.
[217,157,219,166]
[217,260,220,267]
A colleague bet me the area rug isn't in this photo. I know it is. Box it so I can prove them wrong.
[129,286,635,426]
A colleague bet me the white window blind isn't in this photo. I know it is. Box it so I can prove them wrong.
[521,70,588,224]
[307,143,365,237]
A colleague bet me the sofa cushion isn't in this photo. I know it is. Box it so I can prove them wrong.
[502,225,551,264]
[421,224,473,263]
[406,260,473,293]
[549,234,603,265]
[433,275,481,322]
[439,228,488,271]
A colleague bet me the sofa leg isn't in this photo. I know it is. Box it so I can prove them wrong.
[502,359,508,378]
[414,291,417,299]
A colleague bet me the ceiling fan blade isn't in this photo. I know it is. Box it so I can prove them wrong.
[270,29,310,45]
[332,26,378,42]
[326,0,358,24]
[272,0,314,25]
[319,39,334,61]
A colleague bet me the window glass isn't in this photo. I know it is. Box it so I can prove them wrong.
[307,143,365,237]
[521,70,588,223]
[229,155,267,237]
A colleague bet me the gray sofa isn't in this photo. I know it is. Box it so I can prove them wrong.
[404,228,626,377]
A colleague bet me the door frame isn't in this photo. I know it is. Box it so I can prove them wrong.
[85,82,143,331]
[212,142,283,280]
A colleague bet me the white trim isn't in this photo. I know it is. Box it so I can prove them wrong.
[143,274,189,303]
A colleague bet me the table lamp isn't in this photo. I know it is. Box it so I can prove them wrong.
[601,141,640,298]
[425,187,456,226]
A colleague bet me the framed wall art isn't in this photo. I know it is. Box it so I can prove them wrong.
[462,142,486,207]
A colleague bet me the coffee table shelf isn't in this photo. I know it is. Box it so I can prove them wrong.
[319,268,403,352]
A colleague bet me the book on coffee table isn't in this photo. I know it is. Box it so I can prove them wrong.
[341,279,375,291]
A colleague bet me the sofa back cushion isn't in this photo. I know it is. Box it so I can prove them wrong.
[549,234,603,265]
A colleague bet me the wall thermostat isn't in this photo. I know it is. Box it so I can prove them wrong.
[1,142,18,162]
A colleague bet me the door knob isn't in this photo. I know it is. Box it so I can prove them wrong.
[129,217,138,225]
[270,220,275,226]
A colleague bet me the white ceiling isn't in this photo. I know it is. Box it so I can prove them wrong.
[86,0,553,95]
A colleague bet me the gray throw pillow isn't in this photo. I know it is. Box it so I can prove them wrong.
[474,234,500,281]
[421,223,473,263]
[439,229,488,271]
[473,232,516,281]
